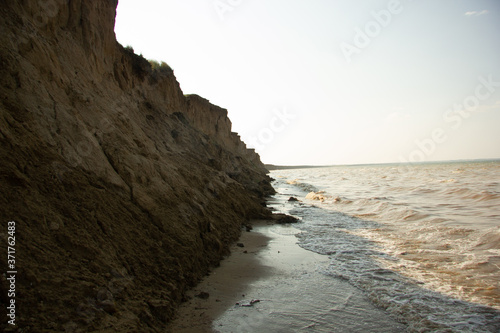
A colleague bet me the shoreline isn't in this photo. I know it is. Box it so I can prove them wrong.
[166,220,274,332]
[167,220,406,332]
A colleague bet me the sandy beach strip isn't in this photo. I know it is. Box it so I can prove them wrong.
[167,220,406,332]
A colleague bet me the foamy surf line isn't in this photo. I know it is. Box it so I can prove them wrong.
[168,220,406,332]
[270,174,500,332]
[270,163,500,306]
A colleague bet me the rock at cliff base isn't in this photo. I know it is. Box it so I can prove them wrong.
[272,213,299,224]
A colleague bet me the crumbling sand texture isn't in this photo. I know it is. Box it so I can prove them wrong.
[0,1,273,331]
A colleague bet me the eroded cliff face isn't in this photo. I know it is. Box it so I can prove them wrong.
[0,1,272,331]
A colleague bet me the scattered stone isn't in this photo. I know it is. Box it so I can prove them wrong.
[237,243,245,248]
[288,196,299,202]
[96,289,116,313]
[99,300,117,314]
[245,225,253,232]
[96,289,113,302]
[271,213,299,224]
[49,222,60,230]
[243,250,248,254]
[195,292,210,299]
[236,299,261,307]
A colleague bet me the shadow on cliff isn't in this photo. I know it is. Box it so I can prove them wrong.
[0,1,273,331]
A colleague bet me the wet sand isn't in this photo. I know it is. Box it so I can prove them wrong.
[167,220,406,332]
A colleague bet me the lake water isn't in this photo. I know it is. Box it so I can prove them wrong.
[269,160,500,332]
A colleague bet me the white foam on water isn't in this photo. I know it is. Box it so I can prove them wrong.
[269,162,500,332]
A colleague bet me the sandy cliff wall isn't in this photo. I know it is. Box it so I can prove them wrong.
[0,1,272,331]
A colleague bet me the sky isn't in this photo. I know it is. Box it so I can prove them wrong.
[114,0,500,166]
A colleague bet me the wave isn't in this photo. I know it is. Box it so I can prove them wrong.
[301,189,433,225]
[442,187,500,201]
[289,204,500,332]
[285,179,319,193]
[272,172,500,318]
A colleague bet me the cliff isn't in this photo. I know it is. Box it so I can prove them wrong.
[0,1,273,331]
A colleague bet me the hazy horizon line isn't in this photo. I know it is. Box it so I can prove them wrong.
[265,157,500,170]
